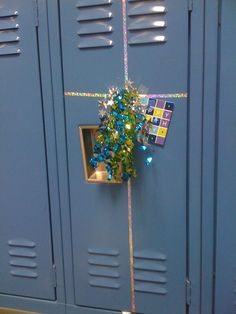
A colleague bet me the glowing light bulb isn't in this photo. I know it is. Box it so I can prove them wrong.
[125,124,131,130]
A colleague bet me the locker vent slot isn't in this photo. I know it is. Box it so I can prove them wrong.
[134,250,167,295]
[0,9,21,55]
[8,239,38,279]
[88,248,120,289]
[128,0,167,45]
[77,0,112,8]
[76,1,113,49]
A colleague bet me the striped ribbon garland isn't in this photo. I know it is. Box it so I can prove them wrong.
[64,91,188,99]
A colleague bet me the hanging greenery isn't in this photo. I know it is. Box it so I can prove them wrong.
[90,81,152,182]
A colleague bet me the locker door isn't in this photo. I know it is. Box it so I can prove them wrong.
[128,1,188,313]
[60,1,130,311]
[214,1,236,313]
[0,0,55,300]
[60,0,189,313]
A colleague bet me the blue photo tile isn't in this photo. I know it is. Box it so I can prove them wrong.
[156,100,165,109]
[148,134,157,144]
[149,124,159,135]
[156,136,166,146]
[152,117,161,126]
[148,98,157,107]
[165,101,174,111]
[163,110,172,120]
[140,97,149,106]
[146,106,154,115]
[160,119,170,128]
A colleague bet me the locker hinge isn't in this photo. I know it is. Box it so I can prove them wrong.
[186,278,192,306]
[52,264,57,288]
[33,0,39,27]
[188,0,193,12]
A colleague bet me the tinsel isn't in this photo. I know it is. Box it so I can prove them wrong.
[90,81,152,182]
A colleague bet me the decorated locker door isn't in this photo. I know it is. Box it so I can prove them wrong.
[60,1,130,311]
[214,1,236,313]
[0,0,55,300]
[60,0,188,313]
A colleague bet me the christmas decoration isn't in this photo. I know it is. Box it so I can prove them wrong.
[90,81,174,182]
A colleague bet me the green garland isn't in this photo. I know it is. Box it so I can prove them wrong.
[90,82,150,182]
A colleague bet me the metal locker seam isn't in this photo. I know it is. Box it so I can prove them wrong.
[36,0,67,305]
[35,15,58,301]
[201,1,220,314]
[212,1,222,312]
[186,0,205,313]
[46,0,76,307]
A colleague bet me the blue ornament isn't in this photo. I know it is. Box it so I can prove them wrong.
[98,155,104,162]
[105,152,110,159]
[119,135,125,144]
[94,144,101,153]
[122,172,130,181]
[119,103,125,111]
[135,123,142,131]
[90,158,97,168]
[139,145,147,151]
[114,95,122,103]
[145,156,153,166]
[117,121,124,126]
[113,144,120,152]
[120,89,125,96]
[136,113,144,119]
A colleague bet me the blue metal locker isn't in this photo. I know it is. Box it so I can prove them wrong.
[1,0,223,313]
[60,1,130,311]
[214,1,236,313]
[0,0,55,300]
[59,1,189,313]
[128,0,188,313]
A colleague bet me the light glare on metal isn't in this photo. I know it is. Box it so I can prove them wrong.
[154,35,166,42]
[153,21,166,27]
[152,6,166,13]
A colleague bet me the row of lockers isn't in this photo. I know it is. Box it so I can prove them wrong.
[0,1,235,314]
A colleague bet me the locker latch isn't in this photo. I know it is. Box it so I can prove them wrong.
[188,0,193,12]
[52,264,57,288]
[33,0,39,27]
[186,278,192,306]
